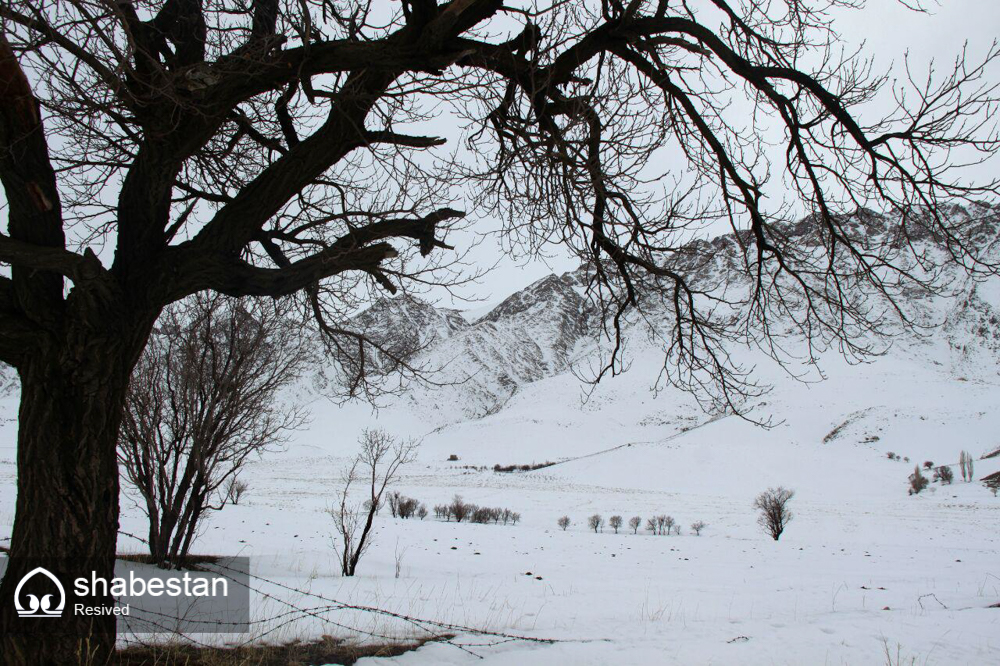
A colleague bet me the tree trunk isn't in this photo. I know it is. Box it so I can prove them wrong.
[0,334,135,665]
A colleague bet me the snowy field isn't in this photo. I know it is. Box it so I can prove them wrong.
[3,334,997,665]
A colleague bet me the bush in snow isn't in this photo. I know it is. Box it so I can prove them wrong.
[887,451,896,460]
[645,517,658,535]
[225,478,249,506]
[923,460,934,470]
[388,492,423,519]
[450,495,471,523]
[609,515,623,533]
[511,512,521,525]
[417,505,428,520]
[691,520,706,536]
[588,514,604,533]
[629,516,642,534]
[558,516,571,531]
[471,506,493,524]
[933,465,954,485]
[909,466,929,495]
[753,487,795,541]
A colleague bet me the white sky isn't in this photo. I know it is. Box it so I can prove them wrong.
[439,0,1000,309]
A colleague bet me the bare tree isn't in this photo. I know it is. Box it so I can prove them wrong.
[330,429,417,577]
[609,515,623,534]
[449,495,471,523]
[690,521,706,536]
[655,515,668,535]
[2,0,999,658]
[646,517,659,535]
[754,488,795,541]
[558,516,571,531]
[663,516,676,536]
[629,516,642,534]
[588,514,604,533]
[959,451,975,482]
[118,294,307,567]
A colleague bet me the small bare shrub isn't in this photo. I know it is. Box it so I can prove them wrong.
[558,516,571,531]
[933,465,954,485]
[645,517,658,535]
[923,460,934,470]
[609,515,623,534]
[909,465,929,495]
[690,520,706,536]
[753,487,795,541]
[663,516,676,535]
[226,478,249,506]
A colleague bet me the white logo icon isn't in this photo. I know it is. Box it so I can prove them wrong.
[14,567,66,618]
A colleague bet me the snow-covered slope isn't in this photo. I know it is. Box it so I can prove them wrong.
[347,206,1000,423]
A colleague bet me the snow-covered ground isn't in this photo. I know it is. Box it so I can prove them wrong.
[2,329,995,665]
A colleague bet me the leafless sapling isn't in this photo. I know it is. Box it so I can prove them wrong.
[330,429,417,576]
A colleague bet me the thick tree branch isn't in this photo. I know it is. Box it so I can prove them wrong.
[0,34,66,325]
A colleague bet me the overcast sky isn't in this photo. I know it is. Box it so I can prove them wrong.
[441,0,1000,310]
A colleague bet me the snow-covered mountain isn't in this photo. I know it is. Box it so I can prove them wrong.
[349,206,1000,421]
